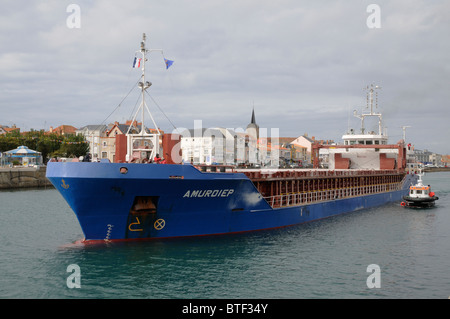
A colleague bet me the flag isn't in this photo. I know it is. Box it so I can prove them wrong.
[164,58,174,69]
[133,57,141,68]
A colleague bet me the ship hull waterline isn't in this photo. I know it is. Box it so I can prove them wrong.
[47,162,416,243]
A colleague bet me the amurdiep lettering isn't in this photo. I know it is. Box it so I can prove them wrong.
[182,189,234,198]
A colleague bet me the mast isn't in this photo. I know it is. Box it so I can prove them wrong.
[141,34,147,138]
[416,165,424,186]
[342,83,389,147]
[353,84,383,135]
[126,33,163,162]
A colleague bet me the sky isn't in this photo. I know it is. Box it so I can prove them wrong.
[1,0,449,154]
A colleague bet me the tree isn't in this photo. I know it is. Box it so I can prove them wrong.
[0,134,19,152]
[52,134,89,159]
[37,133,62,162]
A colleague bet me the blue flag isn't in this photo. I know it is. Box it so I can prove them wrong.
[164,58,174,69]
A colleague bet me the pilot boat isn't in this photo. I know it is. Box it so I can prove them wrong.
[402,169,438,208]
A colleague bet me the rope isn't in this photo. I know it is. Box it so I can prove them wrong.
[145,90,179,133]
[93,75,143,132]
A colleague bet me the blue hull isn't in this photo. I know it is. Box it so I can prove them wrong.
[47,162,415,241]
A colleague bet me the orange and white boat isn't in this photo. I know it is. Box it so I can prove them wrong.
[402,168,438,208]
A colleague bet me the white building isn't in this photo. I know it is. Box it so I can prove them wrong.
[289,134,317,164]
[76,125,107,161]
[179,128,246,165]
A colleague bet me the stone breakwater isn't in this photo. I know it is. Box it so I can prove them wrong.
[0,167,53,189]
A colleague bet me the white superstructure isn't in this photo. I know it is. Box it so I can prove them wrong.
[320,84,405,170]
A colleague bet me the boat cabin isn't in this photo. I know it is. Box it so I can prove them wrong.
[409,185,430,198]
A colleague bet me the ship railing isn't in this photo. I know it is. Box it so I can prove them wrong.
[400,173,410,189]
[242,169,401,180]
[263,181,403,208]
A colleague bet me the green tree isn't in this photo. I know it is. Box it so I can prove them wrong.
[52,134,89,158]
[37,133,63,163]
[0,134,19,152]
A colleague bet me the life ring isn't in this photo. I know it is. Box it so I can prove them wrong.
[400,202,406,207]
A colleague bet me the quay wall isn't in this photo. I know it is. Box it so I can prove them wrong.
[424,167,450,173]
[0,166,53,189]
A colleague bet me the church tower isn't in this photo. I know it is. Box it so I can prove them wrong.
[246,107,259,140]
[245,107,259,165]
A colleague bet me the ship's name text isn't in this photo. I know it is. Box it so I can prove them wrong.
[183,189,235,198]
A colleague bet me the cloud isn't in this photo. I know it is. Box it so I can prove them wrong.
[1,0,449,155]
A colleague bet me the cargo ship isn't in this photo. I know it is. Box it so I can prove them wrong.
[47,35,417,242]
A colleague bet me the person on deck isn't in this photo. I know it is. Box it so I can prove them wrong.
[153,153,162,164]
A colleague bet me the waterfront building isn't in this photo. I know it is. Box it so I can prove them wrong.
[180,109,260,166]
[413,149,433,165]
[177,109,313,168]
[441,155,450,167]
[0,124,20,134]
[179,128,245,165]
[289,134,333,165]
[76,121,163,163]
[429,152,442,167]
[48,125,77,136]
[286,142,308,166]
[100,121,141,163]
[76,125,108,161]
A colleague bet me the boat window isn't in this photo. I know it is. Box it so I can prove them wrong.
[416,190,422,194]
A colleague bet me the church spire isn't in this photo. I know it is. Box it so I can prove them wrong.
[250,107,256,124]
[246,106,259,140]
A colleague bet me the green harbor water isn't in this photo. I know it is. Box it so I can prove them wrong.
[1,172,449,299]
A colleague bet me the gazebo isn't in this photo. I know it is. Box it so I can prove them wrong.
[3,145,43,166]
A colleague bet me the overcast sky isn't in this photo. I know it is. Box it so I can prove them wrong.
[1,0,449,154]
